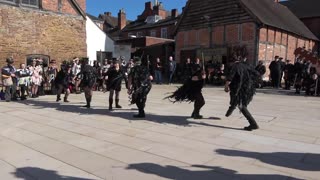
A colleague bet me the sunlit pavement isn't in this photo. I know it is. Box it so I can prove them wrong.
[0,85,319,180]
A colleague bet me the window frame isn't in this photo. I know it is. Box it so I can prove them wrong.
[161,27,168,39]
[137,31,143,37]
[0,0,40,8]
[0,0,17,6]
[150,30,157,37]
[21,0,39,8]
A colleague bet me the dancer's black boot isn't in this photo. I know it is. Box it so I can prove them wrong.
[115,99,122,108]
[241,107,259,131]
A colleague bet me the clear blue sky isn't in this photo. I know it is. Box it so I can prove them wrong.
[86,0,187,20]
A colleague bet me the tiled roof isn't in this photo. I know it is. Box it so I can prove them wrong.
[280,0,320,19]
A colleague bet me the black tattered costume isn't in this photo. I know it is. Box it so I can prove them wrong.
[166,63,205,119]
[106,64,127,110]
[55,64,72,102]
[128,58,152,118]
[79,63,97,108]
[225,61,260,131]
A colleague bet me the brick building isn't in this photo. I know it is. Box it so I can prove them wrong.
[120,1,179,40]
[281,0,320,53]
[175,0,318,69]
[0,0,87,66]
[98,9,131,40]
[114,1,180,65]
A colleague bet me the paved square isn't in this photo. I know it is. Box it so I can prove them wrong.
[0,85,319,180]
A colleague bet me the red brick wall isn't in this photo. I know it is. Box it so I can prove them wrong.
[154,8,167,20]
[259,28,267,41]
[275,30,281,44]
[76,0,86,12]
[42,0,58,12]
[212,26,224,45]
[176,32,184,53]
[175,22,257,64]
[268,28,275,43]
[287,34,297,61]
[0,4,86,67]
[42,0,85,15]
[297,38,305,48]
[258,26,316,79]
[226,24,238,43]
[281,32,288,46]
[199,28,209,47]
[258,43,266,61]
[62,0,77,15]
[242,22,255,41]
[188,29,197,46]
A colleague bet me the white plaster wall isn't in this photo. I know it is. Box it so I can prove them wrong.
[86,16,115,65]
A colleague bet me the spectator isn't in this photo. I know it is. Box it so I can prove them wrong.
[17,63,31,100]
[255,60,266,88]
[1,57,17,102]
[168,56,176,84]
[154,57,163,84]
[30,59,43,98]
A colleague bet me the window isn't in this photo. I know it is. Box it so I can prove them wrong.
[0,0,39,7]
[150,30,156,37]
[161,28,168,39]
[22,0,38,6]
[128,32,135,38]
[0,0,15,3]
[137,32,143,37]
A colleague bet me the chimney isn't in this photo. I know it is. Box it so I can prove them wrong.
[153,2,166,19]
[145,1,152,10]
[171,9,178,18]
[104,12,112,16]
[118,8,126,30]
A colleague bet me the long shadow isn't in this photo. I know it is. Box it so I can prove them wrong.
[17,99,242,130]
[256,88,319,97]
[126,163,304,180]
[13,167,97,180]
[216,149,320,171]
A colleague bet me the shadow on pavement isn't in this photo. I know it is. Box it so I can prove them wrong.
[256,88,317,97]
[18,99,242,131]
[216,149,320,171]
[126,163,304,180]
[13,167,96,180]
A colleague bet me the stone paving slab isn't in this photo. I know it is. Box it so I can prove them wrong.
[0,85,319,179]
